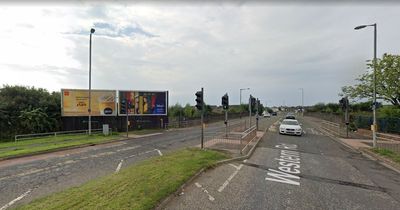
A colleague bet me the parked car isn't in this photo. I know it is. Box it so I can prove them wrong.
[271,112,277,116]
[279,119,303,136]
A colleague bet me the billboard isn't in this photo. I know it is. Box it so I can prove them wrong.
[119,91,168,116]
[62,89,117,116]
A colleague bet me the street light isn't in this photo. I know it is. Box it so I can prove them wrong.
[240,88,250,118]
[354,23,377,148]
[88,28,95,135]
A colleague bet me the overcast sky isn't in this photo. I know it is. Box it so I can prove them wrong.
[0,1,399,107]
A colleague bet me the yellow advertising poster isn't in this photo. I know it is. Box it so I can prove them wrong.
[62,89,117,116]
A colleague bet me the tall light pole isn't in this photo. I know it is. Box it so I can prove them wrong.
[88,28,95,135]
[240,88,250,118]
[299,88,304,116]
[354,23,377,148]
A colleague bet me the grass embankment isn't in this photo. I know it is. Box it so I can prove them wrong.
[371,148,400,164]
[17,148,227,210]
[0,133,121,159]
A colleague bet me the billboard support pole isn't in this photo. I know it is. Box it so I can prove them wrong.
[126,99,129,138]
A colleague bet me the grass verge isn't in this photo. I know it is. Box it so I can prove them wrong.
[0,133,121,159]
[17,148,227,210]
[370,148,400,164]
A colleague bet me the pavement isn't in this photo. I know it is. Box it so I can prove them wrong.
[163,116,400,210]
[0,117,275,209]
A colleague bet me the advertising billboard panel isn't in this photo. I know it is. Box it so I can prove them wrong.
[119,91,168,116]
[62,89,117,116]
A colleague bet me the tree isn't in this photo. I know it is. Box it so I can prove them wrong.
[0,85,61,140]
[341,53,400,107]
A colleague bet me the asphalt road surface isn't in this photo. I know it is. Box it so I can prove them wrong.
[165,116,400,210]
[0,117,269,209]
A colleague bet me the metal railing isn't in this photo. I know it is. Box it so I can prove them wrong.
[203,122,257,154]
[14,128,112,142]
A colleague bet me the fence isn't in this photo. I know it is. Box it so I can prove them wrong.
[203,120,257,154]
[308,113,400,153]
[354,116,400,134]
[14,128,112,142]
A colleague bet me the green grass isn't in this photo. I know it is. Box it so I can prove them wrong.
[371,148,400,164]
[17,148,227,210]
[0,133,122,159]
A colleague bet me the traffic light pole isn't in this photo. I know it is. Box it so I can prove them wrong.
[345,107,349,138]
[249,96,252,128]
[225,110,228,137]
[256,98,259,131]
[201,88,204,149]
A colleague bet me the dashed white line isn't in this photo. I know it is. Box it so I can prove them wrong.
[218,164,243,192]
[115,159,124,173]
[0,189,32,210]
[116,145,141,152]
[195,182,215,201]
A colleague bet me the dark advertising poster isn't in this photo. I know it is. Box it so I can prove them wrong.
[119,91,167,116]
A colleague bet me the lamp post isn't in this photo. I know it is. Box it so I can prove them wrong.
[354,23,377,148]
[240,88,250,119]
[88,28,95,135]
[299,88,304,116]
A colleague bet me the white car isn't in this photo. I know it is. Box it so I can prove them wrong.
[263,112,271,118]
[279,119,303,136]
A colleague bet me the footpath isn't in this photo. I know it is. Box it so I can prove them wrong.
[304,116,400,174]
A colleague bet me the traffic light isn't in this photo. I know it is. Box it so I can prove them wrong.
[121,99,127,114]
[221,94,229,110]
[339,97,349,111]
[250,95,256,109]
[195,90,203,110]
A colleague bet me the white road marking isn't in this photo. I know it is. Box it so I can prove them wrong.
[0,189,32,210]
[155,149,163,156]
[195,182,215,201]
[116,145,141,152]
[228,163,241,170]
[218,164,243,192]
[126,149,161,159]
[115,160,124,173]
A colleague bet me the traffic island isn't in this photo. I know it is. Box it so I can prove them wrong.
[15,148,227,210]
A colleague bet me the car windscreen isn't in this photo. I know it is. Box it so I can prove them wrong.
[281,121,298,125]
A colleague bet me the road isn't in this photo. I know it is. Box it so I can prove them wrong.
[0,117,267,209]
[165,116,400,210]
